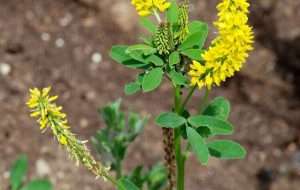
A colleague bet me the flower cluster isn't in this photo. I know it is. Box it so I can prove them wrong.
[188,0,254,89]
[131,0,171,16]
[26,87,108,179]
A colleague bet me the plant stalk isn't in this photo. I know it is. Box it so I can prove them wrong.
[173,86,185,190]
[198,88,210,114]
[179,85,197,114]
[102,172,126,190]
[116,159,122,179]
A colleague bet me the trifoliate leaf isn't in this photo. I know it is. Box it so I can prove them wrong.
[155,112,186,128]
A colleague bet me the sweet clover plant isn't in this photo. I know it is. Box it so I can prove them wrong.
[26,0,254,189]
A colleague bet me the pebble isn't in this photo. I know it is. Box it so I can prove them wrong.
[36,159,51,177]
[3,171,10,179]
[55,38,65,48]
[81,16,96,28]
[85,91,97,100]
[79,118,89,129]
[41,32,51,42]
[91,53,102,63]
[59,14,73,27]
[0,62,12,76]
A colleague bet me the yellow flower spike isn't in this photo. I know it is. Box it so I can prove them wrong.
[26,87,109,179]
[188,0,254,89]
[131,0,171,16]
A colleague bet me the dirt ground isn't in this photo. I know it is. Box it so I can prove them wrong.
[0,0,300,190]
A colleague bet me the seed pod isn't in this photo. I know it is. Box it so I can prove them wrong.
[175,0,190,43]
[154,22,174,55]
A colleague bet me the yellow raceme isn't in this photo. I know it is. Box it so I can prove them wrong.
[131,0,171,16]
[188,0,254,89]
[26,87,108,179]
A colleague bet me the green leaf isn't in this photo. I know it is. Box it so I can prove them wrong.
[196,126,214,138]
[186,127,209,165]
[20,180,52,190]
[126,44,157,56]
[136,73,145,84]
[188,21,208,34]
[140,36,153,45]
[118,178,139,190]
[129,51,149,63]
[146,54,164,66]
[125,82,141,95]
[155,112,186,128]
[187,115,233,135]
[109,46,150,69]
[142,68,163,92]
[188,21,208,49]
[170,70,189,87]
[169,52,180,66]
[207,140,246,159]
[146,163,167,190]
[203,97,230,120]
[180,49,204,61]
[140,18,157,34]
[178,31,206,51]
[166,0,179,29]
[10,156,28,190]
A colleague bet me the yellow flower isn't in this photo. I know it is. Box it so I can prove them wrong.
[153,0,171,12]
[131,0,170,16]
[26,87,108,179]
[188,0,254,89]
[59,136,68,146]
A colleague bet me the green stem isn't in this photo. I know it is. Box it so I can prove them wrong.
[173,85,184,190]
[102,173,126,190]
[198,88,210,114]
[179,85,197,115]
[116,159,122,179]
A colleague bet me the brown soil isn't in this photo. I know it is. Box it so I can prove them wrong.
[0,0,300,190]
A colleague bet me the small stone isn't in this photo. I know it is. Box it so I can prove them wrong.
[41,33,51,42]
[0,62,12,76]
[82,16,96,28]
[287,143,297,153]
[91,53,102,63]
[55,38,65,48]
[3,171,10,179]
[85,91,97,100]
[79,118,89,129]
[59,14,73,27]
[36,159,51,177]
